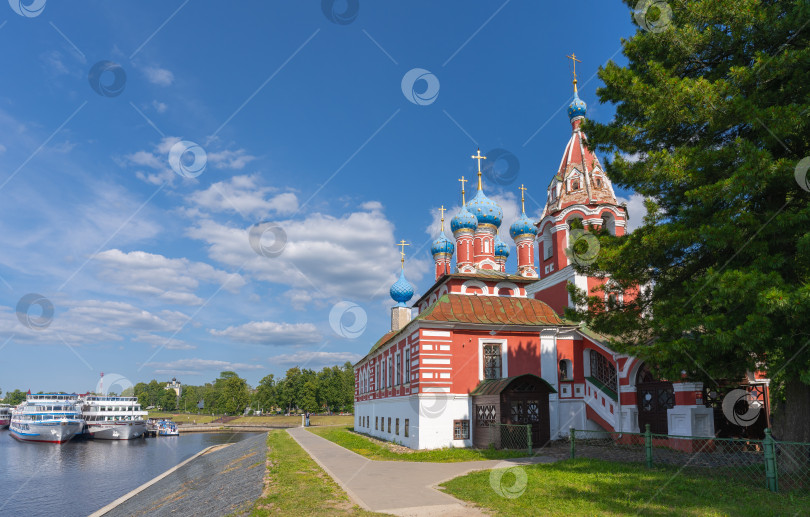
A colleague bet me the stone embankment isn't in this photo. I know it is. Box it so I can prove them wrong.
[92,432,267,517]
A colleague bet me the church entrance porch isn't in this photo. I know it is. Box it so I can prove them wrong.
[635,364,674,434]
[471,374,556,449]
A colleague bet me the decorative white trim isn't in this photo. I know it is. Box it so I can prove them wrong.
[673,382,704,392]
[422,330,451,337]
[478,338,508,381]
[460,279,489,295]
[494,281,520,297]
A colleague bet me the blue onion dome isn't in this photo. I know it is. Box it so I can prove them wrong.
[431,232,455,256]
[494,236,510,258]
[568,90,587,120]
[451,205,478,233]
[390,269,414,307]
[467,189,503,228]
[510,212,537,240]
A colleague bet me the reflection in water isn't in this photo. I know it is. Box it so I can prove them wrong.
[0,430,259,517]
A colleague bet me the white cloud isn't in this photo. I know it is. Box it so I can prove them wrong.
[617,193,648,232]
[269,351,361,368]
[152,100,168,113]
[189,175,298,219]
[207,149,257,170]
[187,202,430,301]
[132,333,196,350]
[144,358,264,376]
[93,249,246,305]
[0,299,191,346]
[143,66,174,86]
[209,320,321,346]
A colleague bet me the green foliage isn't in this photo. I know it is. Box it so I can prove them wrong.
[251,430,380,516]
[130,362,355,416]
[441,459,810,516]
[566,1,810,401]
[2,389,26,406]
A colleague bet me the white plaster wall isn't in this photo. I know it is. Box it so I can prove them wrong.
[540,331,560,438]
[354,397,419,449]
[415,394,472,450]
[557,400,587,438]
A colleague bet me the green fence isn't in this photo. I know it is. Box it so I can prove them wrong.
[569,426,810,493]
[486,422,533,454]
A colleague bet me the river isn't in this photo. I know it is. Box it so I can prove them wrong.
[0,429,261,517]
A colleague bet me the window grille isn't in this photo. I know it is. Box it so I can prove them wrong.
[484,344,502,379]
[405,348,410,383]
[590,350,617,389]
[476,404,497,427]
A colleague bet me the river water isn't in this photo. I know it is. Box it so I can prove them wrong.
[0,429,260,517]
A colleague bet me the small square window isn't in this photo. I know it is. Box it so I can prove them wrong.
[404,419,409,437]
[453,420,470,440]
[396,418,399,435]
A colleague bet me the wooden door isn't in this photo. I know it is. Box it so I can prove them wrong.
[637,381,674,434]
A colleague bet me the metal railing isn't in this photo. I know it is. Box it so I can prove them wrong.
[482,422,532,454]
[568,426,810,493]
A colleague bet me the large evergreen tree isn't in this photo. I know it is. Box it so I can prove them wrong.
[568,0,810,440]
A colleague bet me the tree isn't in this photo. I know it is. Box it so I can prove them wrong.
[567,0,810,440]
[299,380,319,414]
[255,374,277,413]
[3,389,26,406]
[214,371,250,415]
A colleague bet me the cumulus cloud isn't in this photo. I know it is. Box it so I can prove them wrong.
[268,351,361,368]
[126,137,257,185]
[189,175,298,219]
[132,333,196,350]
[143,66,174,86]
[187,202,430,301]
[209,320,321,346]
[0,299,191,346]
[93,249,245,305]
[144,358,264,376]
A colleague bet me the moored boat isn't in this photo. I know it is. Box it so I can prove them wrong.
[157,420,179,436]
[0,404,11,428]
[9,393,84,443]
[80,396,148,440]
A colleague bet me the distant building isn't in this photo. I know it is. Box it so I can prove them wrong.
[164,377,182,397]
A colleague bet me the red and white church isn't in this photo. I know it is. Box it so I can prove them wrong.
[353,76,767,450]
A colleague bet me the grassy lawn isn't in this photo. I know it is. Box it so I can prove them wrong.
[441,458,810,517]
[146,411,218,424]
[231,415,354,426]
[308,425,529,463]
[250,430,382,516]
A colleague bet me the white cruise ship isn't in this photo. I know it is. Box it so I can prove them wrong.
[9,393,85,443]
[80,396,148,440]
[0,404,11,428]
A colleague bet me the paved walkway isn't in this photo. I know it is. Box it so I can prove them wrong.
[287,427,555,516]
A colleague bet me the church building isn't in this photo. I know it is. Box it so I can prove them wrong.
[353,70,768,450]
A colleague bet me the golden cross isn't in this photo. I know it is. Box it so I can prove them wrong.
[397,240,410,267]
[566,53,581,92]
[439,205,446,232]
[458,176,468,205]
[471,148,487,190]
[519,184,527,214]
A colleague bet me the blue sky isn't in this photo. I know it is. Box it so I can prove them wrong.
[0,0,642,393]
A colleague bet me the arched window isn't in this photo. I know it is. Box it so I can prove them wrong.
[559,359,572,381]
[601,212,616,235]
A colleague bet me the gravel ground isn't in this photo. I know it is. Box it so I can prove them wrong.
[102,432,267,517]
